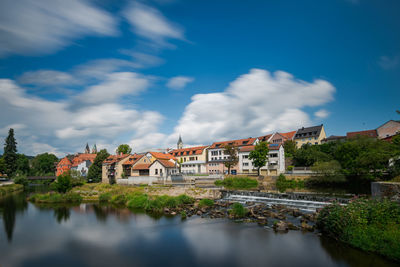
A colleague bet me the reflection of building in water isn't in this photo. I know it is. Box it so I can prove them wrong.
[71,204,134,223]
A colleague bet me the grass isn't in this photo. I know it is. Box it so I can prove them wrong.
[317,199,400,262]
[229,203,248,218]
[29,192,83,203]
[198,198,214,208]
[0,184,24,198]
[275,174,304,192]
[215,176,258,190]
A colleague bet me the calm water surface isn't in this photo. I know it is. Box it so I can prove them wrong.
[0,193,397,267]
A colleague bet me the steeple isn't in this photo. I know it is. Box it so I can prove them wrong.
[177,135,183,149]
[92,144,97,154]
[85,143,90,154]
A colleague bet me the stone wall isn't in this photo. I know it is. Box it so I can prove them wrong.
[371,182,400,202]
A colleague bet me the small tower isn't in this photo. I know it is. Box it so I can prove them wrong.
[177,135,183,149]
[92,144,97,154]
[85,143,90,154]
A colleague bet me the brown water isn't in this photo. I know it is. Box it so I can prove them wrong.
[0,193,397,267]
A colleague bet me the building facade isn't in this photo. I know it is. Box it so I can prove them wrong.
[293,125,326,148]
[101,154,130,184]
[169,145,208,174]
[376,120,400,139]
[149,159,179,178]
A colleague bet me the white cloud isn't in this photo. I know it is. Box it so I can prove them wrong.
[169,69,335,145]
[0,0,118,57]
[123,2,184,47]
[79,72,149,104]
[314,109,330,119]
[378,55,399,70]
[166,76,194,90]
[18,70,78,86]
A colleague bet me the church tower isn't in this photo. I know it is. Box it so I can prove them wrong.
[92,144,97,154]
[177,135,183,149]
[85,143,90,154]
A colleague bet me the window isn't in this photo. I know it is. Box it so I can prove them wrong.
[243,162,249,166]
[219,150,222,155]
[243,155,249,159]
[269,153,278,158]
[315,142,318,145]
[155,169,158,175]
[160,169,163,174]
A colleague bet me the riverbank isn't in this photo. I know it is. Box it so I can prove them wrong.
[0,184,23,198]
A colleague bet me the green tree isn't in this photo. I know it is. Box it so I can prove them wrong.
[223,144,239,175]
[3,128,18,177]
[87,149,110,183]
[51,172,72,193]
[311,160,345,183]
[31,153,58,176]
[249,141,269,176]
[0,157,6,175]
[293,144,332,167]
[116,144,132,155]
[16,154,30,174]
[283,140,297,158]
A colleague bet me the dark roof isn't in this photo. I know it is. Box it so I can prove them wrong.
[294,125,323,139]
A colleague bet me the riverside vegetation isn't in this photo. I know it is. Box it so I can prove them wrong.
[214,176,258,189]
[317,199,400,262]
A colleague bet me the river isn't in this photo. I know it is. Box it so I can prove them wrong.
[0,193,397,267]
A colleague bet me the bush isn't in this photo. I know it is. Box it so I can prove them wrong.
[198,198,214,208]
[176,194,195,205]
[126,193,150,209]
[99,192,112,202]
[287,165,294,171]
[275,174,304,192]
[64,192,83,203]
[317,199,400,261]
[214,176,258,189]
[110,194,127,205]
[13,175,29,188]
[230,203,248,218]
[51,173,73,193]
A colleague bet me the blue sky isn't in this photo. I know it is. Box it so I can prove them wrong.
[0,0,399,156]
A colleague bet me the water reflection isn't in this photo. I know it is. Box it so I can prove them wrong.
[0,193,397,267]
[0,194,27,242]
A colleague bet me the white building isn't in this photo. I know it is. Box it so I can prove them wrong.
[149,159,179,179]
[180,160,207,174]
[238,143,285,176]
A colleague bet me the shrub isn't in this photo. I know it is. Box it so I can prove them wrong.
[64,192,83,203]
[127,193,149,209]
[214,176,258,189]
[230,203,248,218]
[181,211,187,219]
[51,173,73,193]
[110,194,126,205]
[176,194,195,205]
[99,192,112,202]
[287,165,294,171]
[198,198,214,208]
[317,199,400,261]
[13,175,29,188]
[275,174,304,192]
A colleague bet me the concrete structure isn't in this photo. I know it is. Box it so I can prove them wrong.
[294,125,326,148]
[238,143,285,176]
[101,154,130,184]
[207,137,257,175]
[376,120,400,139]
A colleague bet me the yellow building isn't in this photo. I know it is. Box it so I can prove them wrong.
[293,124,327,148]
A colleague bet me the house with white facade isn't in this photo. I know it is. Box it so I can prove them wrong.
[149,159,179,180]
[169,145,209,174]
[238,143,285,176]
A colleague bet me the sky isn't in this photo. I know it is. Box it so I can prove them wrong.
[0,0,399,157]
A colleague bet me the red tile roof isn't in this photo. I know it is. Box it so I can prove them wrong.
[56,157,72,176]
[71,153,97,167]
[150,159,177,168]
[209,137,257,149]
[257,134,272,142]
[169,146,208,157]
[149,152,176,160]
[132,163,151,170]
[346,130,378,139]
[122,154,144,166]
[103,154,129,164]
[280,131,296,140]
[239,145,255,152]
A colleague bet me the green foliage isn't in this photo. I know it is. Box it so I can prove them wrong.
[0,184,23,197]
[181,211,187,219]
[29,192,82,203]
[31,153,58,176]
[283,140,297,158]
[249,141,269,175]
[126,193,194,212]
[99,192,112,202]
[3,128,18,177]
[51,172,73,193]
[0,157,6,175]
[215,176,258,189]
[117,144,132,155]
[310,160,346,184]
[126,193,150,209]
[176,194,195,205]
[87,149,110,183]
[293,143,332,167]
[317,199,400,261]
[16,154,30,174]
[229,203,248,218]
[198,198,214,208]
[223,144,239,174]
[275,174,304,192]
[110,194,127,205]
[287,165,294,171]
[13,174,29,188]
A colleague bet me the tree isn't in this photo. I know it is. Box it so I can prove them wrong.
[311,160,345,183]
[3,128,18,177]
[16,154,30,174]
[116,144,132,155]
[87,149,110,183]
[283,140,297,158]
[223,144,239,175]
[249,142,269,176]
[51,172,72,193]
[0,157,6,175]
[293,144,332,167]
[31,153,58,175]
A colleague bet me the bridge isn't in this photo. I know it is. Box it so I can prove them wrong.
[27,176,56,181]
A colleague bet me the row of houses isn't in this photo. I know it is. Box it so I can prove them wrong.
[56,120,400,183]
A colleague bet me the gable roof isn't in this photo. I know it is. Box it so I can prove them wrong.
[238,143,282,153]
[209,137,257,149]
[169,146,208,157]
[131,163,151,170]
[122,154,144,166]
[57,157,72,166]
[103,154,129,165]
[280,131,296,140]
[149,151,176,160]
[294,125,324,139]
[149,159,177,168]
[346,129,378,139]
[376,120,400,130]
[71,153,97,167]
[257,134,272,142]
